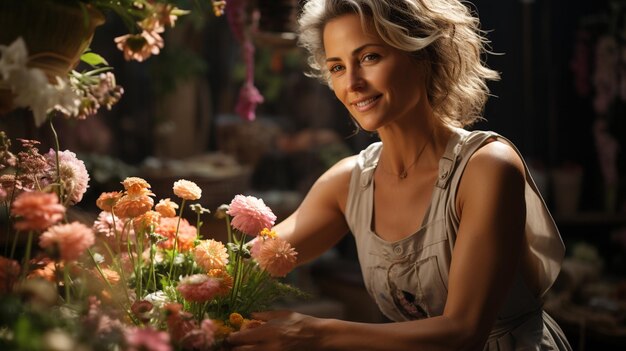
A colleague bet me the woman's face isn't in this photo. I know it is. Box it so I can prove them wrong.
[323,14,427,132]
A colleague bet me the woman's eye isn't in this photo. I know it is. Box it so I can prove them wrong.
[362,53,380,62]
[329,65,344,73]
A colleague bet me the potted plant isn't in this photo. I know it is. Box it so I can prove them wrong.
[0,0,226,124]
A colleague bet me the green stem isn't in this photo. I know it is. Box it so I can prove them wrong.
[3,201,10,257]
[19,231,34,279]
[64,264,71,303]
[229,231,247,309]
[9,229,19,260]
[100,241,132,306]
[48,117,65,205]
[168,199,186,279]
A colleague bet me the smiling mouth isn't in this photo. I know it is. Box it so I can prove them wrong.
[353,95,381,110]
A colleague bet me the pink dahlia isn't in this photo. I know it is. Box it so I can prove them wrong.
[252,237,298,277]
[125,326,171,351]
[11,191,65,231]
[164,303,196,343]
[194,239,229,271]
[172,179,202,201]
[155,198,178,217]
[181,319,217,350]
[177,274,221,302]
[154,217,197,252]
[226,195,276,236]
[39,222,95,261]
[92,211,135,251]
[44,149,90,205]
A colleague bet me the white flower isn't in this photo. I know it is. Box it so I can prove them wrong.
[0,37,28,79]
[52,76,80,117]
[143,291,170,309]
[0,37,80,126]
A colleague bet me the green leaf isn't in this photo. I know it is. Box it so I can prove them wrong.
[80,52,108,67]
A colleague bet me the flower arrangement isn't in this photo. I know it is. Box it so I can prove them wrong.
[0,129,304,350]
[0,0,227,125]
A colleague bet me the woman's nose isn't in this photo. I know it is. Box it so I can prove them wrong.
[347,68,365,91]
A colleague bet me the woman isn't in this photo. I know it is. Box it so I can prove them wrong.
[228,0,572,350]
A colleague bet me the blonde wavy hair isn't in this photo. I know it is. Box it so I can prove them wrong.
[298,0,500,127]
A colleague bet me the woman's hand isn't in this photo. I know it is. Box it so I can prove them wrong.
[227,310,324,351]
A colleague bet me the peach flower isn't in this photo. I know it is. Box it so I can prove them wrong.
[177,274,221,302]
[155,198,178,217]
[92,267,121,285]
[172,179,201,201]
[11,191,65,231]
[133,210,161,233]
[114,194,154,219]
[252,237,297,277]
[96,191,122,212]
[27,258,57,282]
[194,239,229,271]
[122,177,152,196]
[226,195,276,236]
[114,30,164,62]
[207,269,233,296]
[39,222,95,261]
[0,256,20,293]
[154,217,197,252]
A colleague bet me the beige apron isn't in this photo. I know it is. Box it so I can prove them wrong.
[345,128,572,350]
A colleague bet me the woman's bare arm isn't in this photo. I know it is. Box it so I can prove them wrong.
[273,156,355,265]
[229,141,527,351]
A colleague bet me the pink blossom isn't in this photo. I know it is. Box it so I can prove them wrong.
[44,149,90,205]
[39,222,95,261]
[177,274,221,302]
[164,303,197,343]
[252,237,298,277]
[125,326,171,351]
[92,210,135,251]
[11,191,65,231]
[227,195,276,236]
[236,81,264,121]
[194,239,229,271]
[180,319,217,350]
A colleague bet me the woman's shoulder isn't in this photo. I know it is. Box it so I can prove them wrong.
[459,139,526,203]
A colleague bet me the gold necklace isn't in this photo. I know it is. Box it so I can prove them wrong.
[379,139,429,180]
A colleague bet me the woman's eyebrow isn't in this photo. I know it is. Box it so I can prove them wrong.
[325,43,385,62]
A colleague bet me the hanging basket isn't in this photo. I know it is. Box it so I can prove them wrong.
[0,0,105,113]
